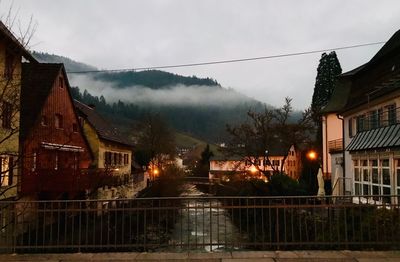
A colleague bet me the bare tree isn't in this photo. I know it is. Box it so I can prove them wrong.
[224,97,313,179]
[0,7,37,198]
[134,113,176,177]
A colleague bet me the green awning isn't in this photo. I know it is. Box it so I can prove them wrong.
[346,124,400,151]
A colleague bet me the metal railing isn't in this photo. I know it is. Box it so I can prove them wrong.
[332,177,353,196]
[0,195,399,253]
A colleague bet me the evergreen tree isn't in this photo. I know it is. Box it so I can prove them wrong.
[311,51,342,122]
[311,51,342,151]
[193,144,214,177]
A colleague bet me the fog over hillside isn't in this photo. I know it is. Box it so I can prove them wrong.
[69,74,255,107]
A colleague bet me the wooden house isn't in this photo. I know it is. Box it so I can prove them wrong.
[74,101,134,177]
[0,21,37,199]
[20,63,93,198]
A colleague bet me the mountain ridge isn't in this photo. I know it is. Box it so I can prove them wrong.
[32,52,266,142]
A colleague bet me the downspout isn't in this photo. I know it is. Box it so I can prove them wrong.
[336,113,345,194]
[324,115,328,177]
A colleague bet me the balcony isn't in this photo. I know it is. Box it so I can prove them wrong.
[328,138,343,153]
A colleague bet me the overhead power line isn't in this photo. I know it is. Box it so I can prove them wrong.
[67,41,386,74]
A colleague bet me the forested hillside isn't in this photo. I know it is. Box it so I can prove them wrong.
[33,52,266,142]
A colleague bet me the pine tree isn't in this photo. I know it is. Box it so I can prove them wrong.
[311,51,342,150]
[311,51,342,122]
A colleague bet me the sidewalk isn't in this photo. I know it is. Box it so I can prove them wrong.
[1,251,400,261]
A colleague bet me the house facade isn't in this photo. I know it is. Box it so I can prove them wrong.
[0,21,37,199]
[336,29,400,203]
[320,76,352,194]
[74,101,133,177]
[20,63,93,198]
[209,145,301,181]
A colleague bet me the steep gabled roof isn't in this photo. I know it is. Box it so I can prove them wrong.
[20,63,63,139]
[74,100,135,147]
[0,21,37,63]
[339,29,400,113]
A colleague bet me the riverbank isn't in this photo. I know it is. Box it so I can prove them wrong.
[2,250,400,261]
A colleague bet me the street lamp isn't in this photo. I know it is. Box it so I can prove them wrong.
[306,150,318,194]
[307,150,317,161]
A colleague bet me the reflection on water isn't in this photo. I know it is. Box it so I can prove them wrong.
[171,183,245,252]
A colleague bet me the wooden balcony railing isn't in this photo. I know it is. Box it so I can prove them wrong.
[328,138,343,153]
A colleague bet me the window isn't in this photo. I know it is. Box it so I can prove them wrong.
[41,116,48,126]
[72,123,78,132]
[59,77,64,88]
[348,118,353,137]
[4,50,14,80]
[356,115,365,132]
[369,110,378,129]
[396,159,400,204]
[2,102,12,129]
[55,114,63,128]
[54,152,58,170]
[104,152,111,166]
[353,157,393,203]
[272,160,280,166]
[32,152,37,172]
[73,153,78,170]
[387,104,396,126]
[124,154,129,165]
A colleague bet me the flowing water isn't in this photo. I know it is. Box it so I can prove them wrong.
[170,183,245,252]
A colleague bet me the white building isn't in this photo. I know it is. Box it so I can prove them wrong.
[331,29,400,203]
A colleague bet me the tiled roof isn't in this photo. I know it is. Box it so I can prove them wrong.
[20,63,64,139]
[74,100,134,147]
[346,124,400,151]
[0,21,37,62]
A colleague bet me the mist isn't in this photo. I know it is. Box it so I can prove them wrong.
[69,74,256,107]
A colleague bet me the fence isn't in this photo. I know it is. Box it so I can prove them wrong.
[0,195,399,253]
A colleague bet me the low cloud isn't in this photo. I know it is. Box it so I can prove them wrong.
[69,74,255,107]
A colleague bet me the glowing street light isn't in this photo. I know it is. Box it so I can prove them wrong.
[307,150,317,161]
[250,165,258,174]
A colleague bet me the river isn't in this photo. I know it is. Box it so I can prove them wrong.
[170,183,245,252]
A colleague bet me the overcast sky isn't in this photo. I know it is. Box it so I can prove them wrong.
[2,0,400,109]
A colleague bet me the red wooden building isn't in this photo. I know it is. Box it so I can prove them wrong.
[20,63,93,198]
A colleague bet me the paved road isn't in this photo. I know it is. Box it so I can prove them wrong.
[1,251,400,261]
